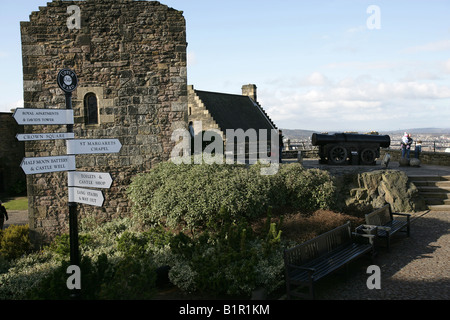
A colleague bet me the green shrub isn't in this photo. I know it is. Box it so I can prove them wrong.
[117,227,173,258]
[128,162,337,234]
[279,164,337,213]
[46,233,93,261]
[25,252,157,300]
[25,256,104,300]
[167,207,284,297]
[128,161,277,234]
[0,225,32,260]
[98,255,157,300]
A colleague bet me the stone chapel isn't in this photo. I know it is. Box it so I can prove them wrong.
[20,0,187,244]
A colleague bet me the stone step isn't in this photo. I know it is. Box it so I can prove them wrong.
[425,198,450,205]
[409,175,442,182]
[413,180,450,187]
[409,175,450,211]
[417,186,450,193]
[428,204,450,211]
[419,192,450,199]
[409,175,450,182]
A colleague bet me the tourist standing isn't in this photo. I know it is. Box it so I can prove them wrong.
[415,140,422,159]
[278,130,284,163]
[188,121,195,155]
[0,200,8,230]
[401,132,412,159]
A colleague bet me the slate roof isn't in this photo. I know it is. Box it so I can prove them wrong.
[194,90,277,133]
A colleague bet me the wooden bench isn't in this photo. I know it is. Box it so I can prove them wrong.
[283,221,376,300]
[363,204,411,252]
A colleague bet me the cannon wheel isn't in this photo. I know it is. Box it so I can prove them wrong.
[360,148,377,165]
[329,145,348,165]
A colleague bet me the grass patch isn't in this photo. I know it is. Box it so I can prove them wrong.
[2,197,28,211]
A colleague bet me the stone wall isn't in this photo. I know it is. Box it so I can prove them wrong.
[380,149,450,166]
[20,0,187,244]
[0,113,25,194]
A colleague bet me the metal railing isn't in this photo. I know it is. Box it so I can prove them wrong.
[285,140,450,153]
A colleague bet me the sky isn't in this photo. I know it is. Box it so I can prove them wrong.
[1,0,450,132]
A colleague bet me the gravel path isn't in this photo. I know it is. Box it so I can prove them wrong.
[2,210,28,229]
[315,210,450,300]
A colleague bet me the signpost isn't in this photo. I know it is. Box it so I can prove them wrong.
[16,132,75,142]
[13,108,74,125]
[68,171,113,189]
[57,68,81,299]
[66,139,122,155]
[20,155,76,175]
[69,187,105,207]
[15,69,121,299]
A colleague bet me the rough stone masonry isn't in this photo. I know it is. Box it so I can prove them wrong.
[20,0,187,245]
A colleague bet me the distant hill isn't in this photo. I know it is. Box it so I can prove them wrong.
[381,128,450,135]
[281,129,318,139]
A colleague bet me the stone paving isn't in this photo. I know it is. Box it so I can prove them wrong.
[316,210,449,300]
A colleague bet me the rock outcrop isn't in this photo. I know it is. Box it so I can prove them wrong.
[343,170,427,213]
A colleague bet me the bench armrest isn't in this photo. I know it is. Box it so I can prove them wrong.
[353,232,376,239]
[357,224,390,232]
[392,212,411,222]
[392,212,411,217]
[358,224,377,230]
[353,231,376,244]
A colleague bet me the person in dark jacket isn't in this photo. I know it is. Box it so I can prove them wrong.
[278,130,284,163]
[0,200,8,230]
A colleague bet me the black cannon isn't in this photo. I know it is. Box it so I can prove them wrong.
[312,133,391,165]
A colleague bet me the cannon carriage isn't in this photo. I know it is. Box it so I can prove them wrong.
[312,133,391,165]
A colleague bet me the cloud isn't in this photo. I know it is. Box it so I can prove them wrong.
[0,99,23,113]
[444,59,450,74]
[403,39,450,54]
[346,25,366,34]
[187,52,197,67]
[302,72,330,87]
[260,75,450,131]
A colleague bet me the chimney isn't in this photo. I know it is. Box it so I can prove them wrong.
[242,84,257,102]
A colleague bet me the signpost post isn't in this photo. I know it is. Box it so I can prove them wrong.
[57,68,81,299]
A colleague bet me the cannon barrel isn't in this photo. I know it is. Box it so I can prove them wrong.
[312,133,391,148]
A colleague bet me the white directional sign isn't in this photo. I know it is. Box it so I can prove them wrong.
[66,139,122,155]
[68,171,113,189]
[20,155,76,175]
[16,132,75,142]
[14,108,74,125]
[69,187,104,207]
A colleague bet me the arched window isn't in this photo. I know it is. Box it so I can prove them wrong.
[84,93,98,124]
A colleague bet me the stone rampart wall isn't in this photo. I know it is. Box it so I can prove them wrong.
[380,149,450,167]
